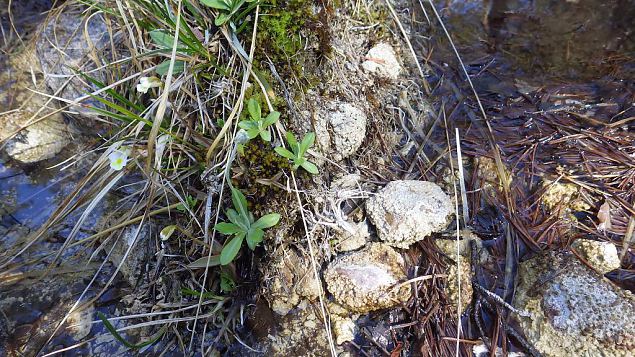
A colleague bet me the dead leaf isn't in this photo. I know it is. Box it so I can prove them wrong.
[597,201,612,232]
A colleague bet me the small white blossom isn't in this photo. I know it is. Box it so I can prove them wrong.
[136,76,162,93]
[108,146,131,171]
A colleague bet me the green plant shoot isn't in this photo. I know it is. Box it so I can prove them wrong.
[274,132,319,174]
[200,0,257,26]
[215,188,280,265]
[238,98,280,142]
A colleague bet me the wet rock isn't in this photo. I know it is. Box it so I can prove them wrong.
[366,180,453,248]
[435,232,481,315]
[362,43,401,79]
[324,243,411,313]
[334,220,370,252]
[36,10,112,123]
[0,49,75,163]
[571,239,620,275]
[107,224,153,286]
[315,101,367,160]
[263,248,321,315]
[67,304,95,341]
[514,251,635,356]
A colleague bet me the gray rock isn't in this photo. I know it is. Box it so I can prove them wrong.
[315,101,367,160]
[514,251,635,356]
[324,243,411,313]
[366,180,453,248]
[0,48,75,163]
[36,10,113,124]
[108,224,153,286]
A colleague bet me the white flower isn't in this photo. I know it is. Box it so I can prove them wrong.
[108,147,131,171]
[136,76,162,94]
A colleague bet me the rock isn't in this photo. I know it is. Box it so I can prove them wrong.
[324,243,411,313]
[514,251,635,356]
[366,181,453,248]
[361,43,401,79]
[571,239,621,274]
[263,248,322,315]
[67,304,95,341]
[0,48,75,163]
[333,317,356,345]
[315,101,367,160]
[36,10,112,123]
[265,300,332,356]
[435,233,481,315]
[108,224,153,286]
[334,220,370,252]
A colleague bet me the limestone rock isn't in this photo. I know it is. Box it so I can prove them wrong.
[315,101,367,160]
[366,181,453,248]
[514,251,635,356]
[361,43,401,79]
[108,224,153,286]
[334,220,370,252]
[264,248,321,315]
[333,317,356,345]
[571,239,621,274]
[324,243,411,313]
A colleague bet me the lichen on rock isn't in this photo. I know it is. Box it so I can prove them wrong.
[324,243,411,313]
[514,251,635,356]
[366,180,454,248]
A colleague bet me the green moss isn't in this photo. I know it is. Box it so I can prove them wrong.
[257,0,315,60]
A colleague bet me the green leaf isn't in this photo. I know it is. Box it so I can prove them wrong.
[247,98,261,121]
[246,228,264,250]
[200,0,232,10]
[238,120,258,130]
[160,225,177,241]
[98,312,166,349]
[231,188,249,221]
[187,255,222,268]
[252,213,281,230]
[220,233,245,265]
[226,208,246,228]
[150,30,176,48]
[215,13,231,26]
[275,146,295,160]
[246,128,260,139]
[301,160,319,175]
[215,222,242,235]
[300,132,315,156]
[263,111,280,127]
[285,131,298,148]
[156,60,185,76]
[259,129,271,142]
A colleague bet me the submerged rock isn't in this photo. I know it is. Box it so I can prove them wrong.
[324,243,411,313]
[571,239,621,275]
[366,180,453,248]
[362,43,402,79]
[0,48,75,163]
[514,251,635,356]
[315,101,367,160]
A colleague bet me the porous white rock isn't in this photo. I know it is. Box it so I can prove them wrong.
[514,251,635,356]
[366,181,453,248]
[362,43,402,79]
[571,239,621,274]
[315,101,367,160]
[335,220,370,252]
[324,243,411,313]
